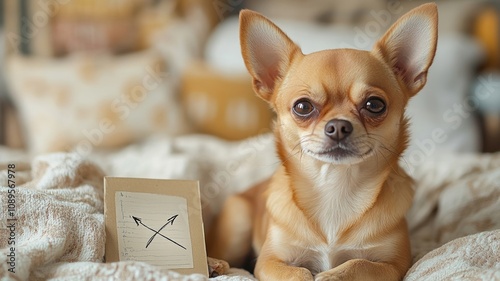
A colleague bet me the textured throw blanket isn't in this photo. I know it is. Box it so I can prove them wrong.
[1,135,499,280]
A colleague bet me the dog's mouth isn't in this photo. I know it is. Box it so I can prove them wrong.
[305,144,373,163]
[319,147,356,158]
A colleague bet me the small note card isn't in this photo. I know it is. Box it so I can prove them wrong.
[104,177,208,276]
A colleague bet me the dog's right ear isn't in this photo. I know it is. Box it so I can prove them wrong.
[372,3,438,97]
[239,10,301,102]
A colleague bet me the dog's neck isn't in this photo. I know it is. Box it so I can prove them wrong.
[281,145,400,242]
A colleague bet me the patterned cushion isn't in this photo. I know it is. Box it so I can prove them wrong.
[6,50,190,155]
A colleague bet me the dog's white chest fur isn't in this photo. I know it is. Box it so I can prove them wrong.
[287,164,380,274]
[309,164,378,240]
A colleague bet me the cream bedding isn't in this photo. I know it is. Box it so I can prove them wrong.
[1,134,499,280]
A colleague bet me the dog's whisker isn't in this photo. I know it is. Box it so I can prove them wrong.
[359,133,409,177]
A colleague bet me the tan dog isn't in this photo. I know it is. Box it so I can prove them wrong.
[208,3,438,281]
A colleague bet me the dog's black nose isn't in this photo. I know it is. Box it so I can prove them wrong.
[325,119,353,141]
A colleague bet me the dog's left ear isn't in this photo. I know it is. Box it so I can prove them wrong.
[372,3,438,97]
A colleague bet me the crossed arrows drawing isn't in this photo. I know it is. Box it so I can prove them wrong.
[132,215,186,250]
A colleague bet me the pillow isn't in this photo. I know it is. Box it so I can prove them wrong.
[404,34,484,171]
[6,50,191,155]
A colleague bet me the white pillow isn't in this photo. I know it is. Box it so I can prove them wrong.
[404,35,484,171]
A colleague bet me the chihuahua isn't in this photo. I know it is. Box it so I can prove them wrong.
[208,3,437,281]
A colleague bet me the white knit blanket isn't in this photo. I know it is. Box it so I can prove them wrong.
[1,135,499,280]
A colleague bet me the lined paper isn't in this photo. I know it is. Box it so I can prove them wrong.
[115,191,193,269]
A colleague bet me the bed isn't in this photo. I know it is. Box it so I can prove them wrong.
[1,134,500,280]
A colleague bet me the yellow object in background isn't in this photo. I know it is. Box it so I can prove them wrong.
[474,6,500,70]
[181,61,274,141]
[56,0,143,20]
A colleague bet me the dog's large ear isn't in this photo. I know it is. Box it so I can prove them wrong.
[239,10,301,102]
[372,3,438,97]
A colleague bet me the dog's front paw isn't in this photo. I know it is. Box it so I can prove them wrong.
[208,257,230,277]
[295,267,315,281]
[256,265,314,281]
[314,271,343,281]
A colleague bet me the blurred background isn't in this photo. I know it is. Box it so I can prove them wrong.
[0,0,499,159]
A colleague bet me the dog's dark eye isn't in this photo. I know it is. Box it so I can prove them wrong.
[364,97,386,114]
[293,99,315,117]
